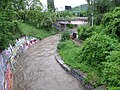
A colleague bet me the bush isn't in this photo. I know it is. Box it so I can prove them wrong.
[77,25,104,40]
[58,7,120,89]
[0,10,22,51]
[0,21,20,51]
[102,7,120,26]
[58,31,120,89]
[67,24,76,29]
[58,40,81,68]
[108,87,120,90]
[17,22,57,39]
[104,18,120,39]
[58,40,77,50]
[24,11,57,31]
[80,10,87,17]
[77,26,90,40]
[80,33,118,68]
[61,30,70,41]
[102,50,120,88]
[78,8,120,41]
[102,7,120,40]
[94,14,103,25]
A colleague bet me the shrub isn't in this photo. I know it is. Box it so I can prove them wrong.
[102,7,120,26]
[108,87,120,90]
[61,30,70,41]
[58,40,77,50]
[0,21,20,51]
[58,40,81,68]
[80,10,87,17]
[94,14,103,25]
[67,24,76,29]
[57,41,66,50]
[102,50,120,88]
[58,7,120,89]
[77,26,90,40]
[78,7,120,41]
[80,33,118,68]
[77,25,104,40]
[102,7,120,40]
[0,10,21,51]
[24,11,57,30]
[104,18,120,39]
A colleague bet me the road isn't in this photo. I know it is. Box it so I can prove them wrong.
[13,34,85,90]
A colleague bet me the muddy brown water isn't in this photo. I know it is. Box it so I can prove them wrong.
[13,34,86,90]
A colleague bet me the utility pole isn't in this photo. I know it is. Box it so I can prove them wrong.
[91,13,93,26]
[91,0,94,26]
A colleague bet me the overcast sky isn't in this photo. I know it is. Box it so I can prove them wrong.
[40,0,87,11]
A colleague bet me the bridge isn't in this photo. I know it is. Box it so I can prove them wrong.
[58,17,88,25]
[53,17,88,31]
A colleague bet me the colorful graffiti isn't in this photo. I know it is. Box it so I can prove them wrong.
[0,36,38,90]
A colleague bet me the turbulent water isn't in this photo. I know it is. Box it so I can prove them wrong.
[13,34,85,90]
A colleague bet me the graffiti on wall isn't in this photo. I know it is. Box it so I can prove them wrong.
[0,36,38,90]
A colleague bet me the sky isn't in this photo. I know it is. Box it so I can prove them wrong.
[40,0,87,11]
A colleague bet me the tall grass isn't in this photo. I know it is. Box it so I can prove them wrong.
[18,22,58,39]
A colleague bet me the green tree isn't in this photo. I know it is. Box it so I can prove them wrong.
[86,0,91,24]
[112,0,120,7]
[47,0,55,12]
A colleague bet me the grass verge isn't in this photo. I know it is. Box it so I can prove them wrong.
[58,40,102,87]
[18,22,58,39]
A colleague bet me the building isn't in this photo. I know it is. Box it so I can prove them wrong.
[65,6,71,10]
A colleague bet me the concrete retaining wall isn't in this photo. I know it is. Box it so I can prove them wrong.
[0,36,38,90]
[55,53,107,90]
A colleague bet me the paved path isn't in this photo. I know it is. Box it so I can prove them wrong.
[13,34,85,90]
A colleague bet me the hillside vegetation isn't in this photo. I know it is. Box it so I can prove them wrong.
[0,0,58,51]
[18,22,58,39]
[58,7,120,90]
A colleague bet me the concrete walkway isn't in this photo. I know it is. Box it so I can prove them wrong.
[13,34,85,90]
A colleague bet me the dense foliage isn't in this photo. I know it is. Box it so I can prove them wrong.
[78,8,120,89]
[102,50,120,89]
[60,30,70,41]
[58,7,120,89]
[102,7,120,39]
[18,22,57,39]
[78,7,120,41]
[67,24,76,29]
[0,0,58,51]
[58,40,81,68]
[19,10,57,30]
[81,33,119,67]
[77,25,103,40]
[47,0,55,12]
[0,10,20,51]
[86,0,120,25]
[58,39,120,89]
[58,11,73,20]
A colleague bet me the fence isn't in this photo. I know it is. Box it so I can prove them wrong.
[0,36,38,90]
